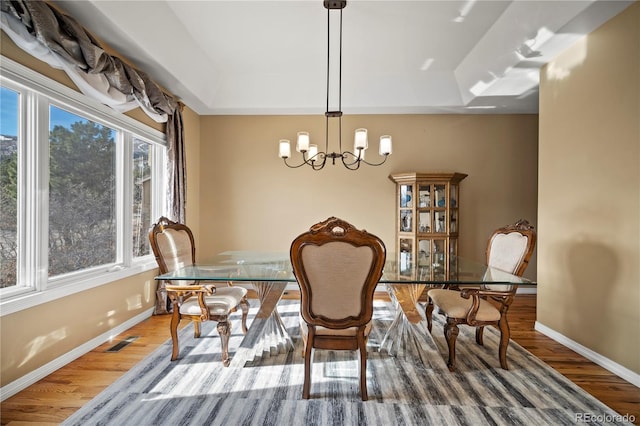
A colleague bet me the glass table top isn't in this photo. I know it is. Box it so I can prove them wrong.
[155,250,534,286]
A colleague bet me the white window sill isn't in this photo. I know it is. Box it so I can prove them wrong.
[0,259,159,317]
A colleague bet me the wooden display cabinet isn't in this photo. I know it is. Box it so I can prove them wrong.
[389,172,467,296]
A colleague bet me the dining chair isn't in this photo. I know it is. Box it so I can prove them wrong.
[149,216,249,366]
[290,217,386,401]
[426,219,536,372]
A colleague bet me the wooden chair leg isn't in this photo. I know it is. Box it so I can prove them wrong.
[444,318,459,372]
[193,321,201,338]
[217,319,231,367]
[475,326,485,345]
[170,310,181,361]
[300,325,309,357]
[358,332,368,401]
[239,296,250,334]
[425,299,434,332]
[498,316,511,370]
[303,331,314,399]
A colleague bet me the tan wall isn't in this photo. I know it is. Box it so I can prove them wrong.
[538,2,639,373]
[0,271,158,385]
[198,114,539,280]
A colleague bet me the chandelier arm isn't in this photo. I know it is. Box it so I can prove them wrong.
[341,154,362,170]
[282,159,313,169]
[359,155,390,167]
[340,150,390,167]
[283,151,330,169]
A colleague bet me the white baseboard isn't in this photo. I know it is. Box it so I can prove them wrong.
[0,307,154,402]
[535,321,640,388]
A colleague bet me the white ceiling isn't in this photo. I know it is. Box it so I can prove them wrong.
[51,0,633,115]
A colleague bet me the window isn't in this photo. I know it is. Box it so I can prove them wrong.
[133,138,153,258]
[0,86,19,288]
[48,106,118,276]
[0,57,167,313]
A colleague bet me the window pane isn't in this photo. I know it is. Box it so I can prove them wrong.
[0,87,19,288]
[49,106,117,276]
[133,138,152,257]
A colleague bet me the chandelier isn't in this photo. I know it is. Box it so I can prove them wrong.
[278,0,392,171]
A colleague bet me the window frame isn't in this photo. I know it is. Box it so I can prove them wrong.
[0,56,167,316]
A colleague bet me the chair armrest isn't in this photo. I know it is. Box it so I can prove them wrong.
[165,284,217,320]
[460,287,513,299]
[459,287,515,325]
[165,284,217,295]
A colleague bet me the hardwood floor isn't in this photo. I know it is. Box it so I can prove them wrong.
[2,294,639,425]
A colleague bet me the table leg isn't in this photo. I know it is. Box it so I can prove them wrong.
[230,281,294,367]
[379,283,431,363]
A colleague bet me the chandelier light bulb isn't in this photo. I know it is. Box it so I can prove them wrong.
[279,140,291,159]
[296,131,310,152]
[307,144,319,161]
[379,135,392,156]
[354,128,368,150]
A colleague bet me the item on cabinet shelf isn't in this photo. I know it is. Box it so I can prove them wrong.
[401,211,412,232]
[437,198,446,207]
[418,249,429,266]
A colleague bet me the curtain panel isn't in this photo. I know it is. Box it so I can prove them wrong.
[0,0,187,223]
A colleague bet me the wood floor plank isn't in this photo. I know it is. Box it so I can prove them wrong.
[1,294,639,425]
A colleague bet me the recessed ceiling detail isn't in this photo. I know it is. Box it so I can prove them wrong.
[51,1,634,115]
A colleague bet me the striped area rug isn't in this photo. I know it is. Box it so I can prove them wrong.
[63,300,629,425]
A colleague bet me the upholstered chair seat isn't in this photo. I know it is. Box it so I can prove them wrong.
[178,286,248,316]
[427,291,501,322]
[299,319,373,337]
[426,220,536,372]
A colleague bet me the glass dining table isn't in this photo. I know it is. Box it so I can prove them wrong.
[155,250,534,367]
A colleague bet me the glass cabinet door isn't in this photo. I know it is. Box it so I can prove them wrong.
[418,239,431,266]
[450,184,458,207]
[399,184,413,232]
[400,210,413,232]
[432,239,445,268]
[450,210,458,233]
[400,184,413,208]
[449,239,458,270]
[418,211,432,233]
[434,184,446,207]
[399,238,413,276]
[434,210,446,233]
[418,184,431,207]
